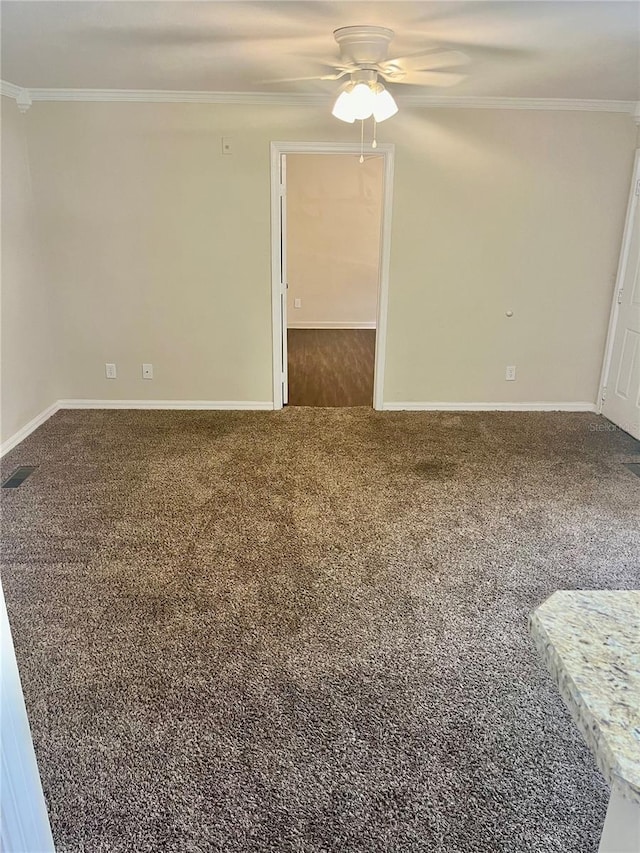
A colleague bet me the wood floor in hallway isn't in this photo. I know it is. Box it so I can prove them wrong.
[287,328,376,407]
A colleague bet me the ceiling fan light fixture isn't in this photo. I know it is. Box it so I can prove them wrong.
[372,87,398,122]
[332,88,356,123]
[331,75,399,126]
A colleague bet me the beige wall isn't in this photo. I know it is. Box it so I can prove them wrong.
[12,101,638,410]
[0,100,57,444]
[26,103,279,404]
[286,153,383,328]
[385,110,635,403]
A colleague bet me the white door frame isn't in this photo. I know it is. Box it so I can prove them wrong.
[270,141,395,410]
[598,149,640,412]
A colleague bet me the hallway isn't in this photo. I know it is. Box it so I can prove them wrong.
[287,328,375,406]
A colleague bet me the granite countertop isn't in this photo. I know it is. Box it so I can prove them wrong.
[530,590,640,805]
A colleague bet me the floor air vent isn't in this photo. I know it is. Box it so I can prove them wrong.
[623,463,640,479]
[2,466,38,489]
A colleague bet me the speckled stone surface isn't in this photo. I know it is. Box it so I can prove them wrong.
[530,591,640,805]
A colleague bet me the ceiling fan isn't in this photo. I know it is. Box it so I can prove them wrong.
[264,25,470,124]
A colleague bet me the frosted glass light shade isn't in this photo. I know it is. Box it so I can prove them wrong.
[350,83,376,120]
[332,81,399,124]
[332,90,356,123]
[373,88,398,122]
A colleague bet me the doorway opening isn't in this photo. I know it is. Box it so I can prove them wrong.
[270,142,394,410]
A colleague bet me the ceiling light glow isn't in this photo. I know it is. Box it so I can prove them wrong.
[331,89,356,123]
[349,82,376,120]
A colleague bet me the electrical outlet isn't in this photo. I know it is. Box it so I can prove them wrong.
[505,365,516,381]
[294,298,302,309]
[142,363,153,380]
[105,363,117,379]
[221,137,233,155]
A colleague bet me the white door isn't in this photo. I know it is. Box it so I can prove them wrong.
[602,159,640,440]
[279,154,288,405]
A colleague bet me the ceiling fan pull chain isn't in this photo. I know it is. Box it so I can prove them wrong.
[372,118,378,149]
[360,120,364,163]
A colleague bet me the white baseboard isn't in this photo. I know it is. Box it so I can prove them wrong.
[1,399,275,456]
[288,321,376,330]
[382,401,598,412]
[0,402,60,458]
[1,398,600,457]
[56,399,275,411]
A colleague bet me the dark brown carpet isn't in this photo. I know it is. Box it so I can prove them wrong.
[1,409,639,853]
[287,329,375,407]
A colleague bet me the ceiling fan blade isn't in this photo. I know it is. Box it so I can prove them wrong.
[258,71,347,84]
[384,49,471,71]
[292,56,354,72]
[83,25,316,51]
[385,70,468,88]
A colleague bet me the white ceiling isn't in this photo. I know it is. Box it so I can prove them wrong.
[1,1,639,100]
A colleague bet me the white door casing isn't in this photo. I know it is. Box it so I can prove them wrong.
[600,150,640,440]
[280,154,289,405]
[0,582,55,852]
[270,141,394,410]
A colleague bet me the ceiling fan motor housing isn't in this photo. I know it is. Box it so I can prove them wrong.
[333,26,394,66]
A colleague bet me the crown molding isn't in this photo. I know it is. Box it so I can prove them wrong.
[1,80,24,99]
[1,79,32,111]
[27,88,325,106]
[2,81,638,116]
[398,95,638,114]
